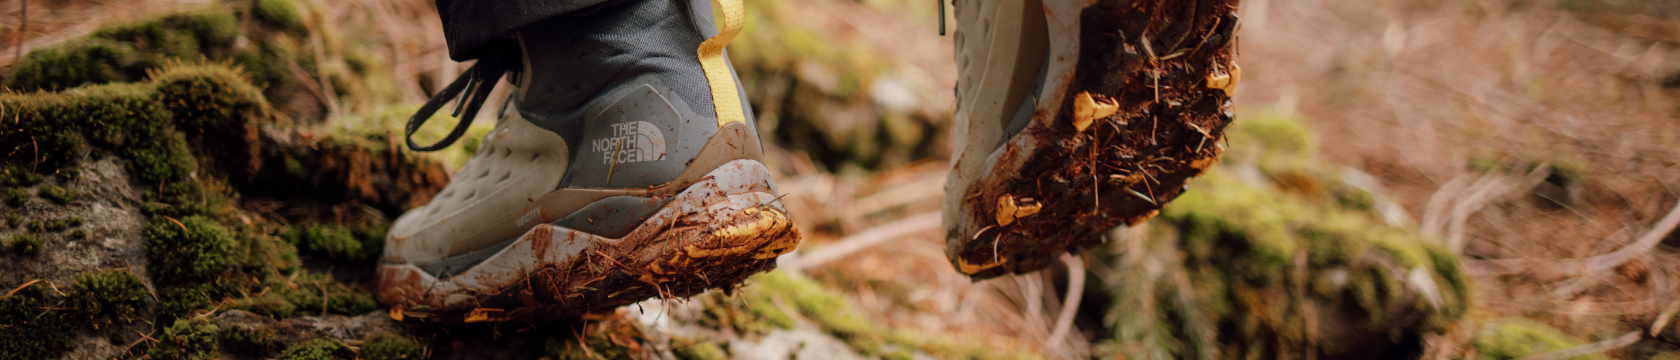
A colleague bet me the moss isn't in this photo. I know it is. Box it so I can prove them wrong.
[56,168,82,183]
[4,213,19,227]
[300,225,367,261]
[230,271,374,317]
[145,215,238,283]
[280,272,377,316]
[231,291,297,318]
[7,9,243,92]
[1471,318,1606,360]
[40,185,78,204]
[0,281,75,359]
[25,218,79,232]
[361,333,425,360]
[8,233,43,254]
[69,228,88,239]
[220,326,281,357]
[276,338,350,360]
[4,38,139,92]
[5,187,27,207]
[253,0,308,34]
[716,273,1032,359]
[1,165,45,186]
[748,273,879,353]
[1108,150,1469,357]
[672,341,728,360]
[153,317,220,360]
[696,289,794,335]
[65,270,151,330]
[542,318,646,360]
[157,284,217,322]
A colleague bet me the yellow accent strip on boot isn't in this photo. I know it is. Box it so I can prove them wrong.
[699,0,746,126]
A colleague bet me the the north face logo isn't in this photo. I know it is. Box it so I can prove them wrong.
[591,121,667,164]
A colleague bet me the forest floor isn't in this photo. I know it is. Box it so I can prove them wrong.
[1,0,1679,359]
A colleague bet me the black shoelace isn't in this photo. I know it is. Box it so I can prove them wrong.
[404,46,521,152]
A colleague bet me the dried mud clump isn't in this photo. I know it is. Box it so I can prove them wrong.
[952,0,1243,278]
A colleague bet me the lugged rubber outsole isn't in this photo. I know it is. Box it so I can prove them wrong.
[947,0,1241,279]
[377,160,800,322]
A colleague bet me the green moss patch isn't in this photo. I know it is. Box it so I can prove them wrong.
[1471,317,1606,360]
[7,233,43,254]
[5,187,27,207]
[219,326,281,357]
[276,338,350,360]
[361,332,425,360]
[253,0,308,33]
[672,340,728,360]
[0,281,75,358]
[40,185,78,204]
[153,317,220,360]
[719,272,1036,360]
[145,215,239,283]
[65,270,151,330]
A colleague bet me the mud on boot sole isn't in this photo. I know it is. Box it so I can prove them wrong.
[378,160,800,322]
[951,0,1241,279]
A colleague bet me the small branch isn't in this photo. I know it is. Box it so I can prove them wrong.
[1516,331,1641,360]
[4,279,43,298]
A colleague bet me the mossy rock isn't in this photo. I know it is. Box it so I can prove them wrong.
[721,272,1036,360]
[65,269,151,330]
[6,9,238,92]
[1096,111,1470,359]
[253,0,308,34]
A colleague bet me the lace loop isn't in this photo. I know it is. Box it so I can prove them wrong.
[405,46,519,152]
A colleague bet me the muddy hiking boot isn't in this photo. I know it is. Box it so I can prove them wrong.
[379,0,799,322]
[943,0,1242,278]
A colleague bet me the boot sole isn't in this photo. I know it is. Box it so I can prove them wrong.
[377,159,800,321]
[949,0,1242,279]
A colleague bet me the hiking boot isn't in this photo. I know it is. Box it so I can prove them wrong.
[378,0,799,321]
[943,0,1242,278]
